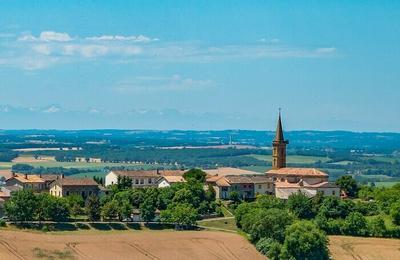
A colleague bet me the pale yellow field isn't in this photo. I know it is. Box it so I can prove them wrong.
[329,235,400,260]
[0,230,265,260]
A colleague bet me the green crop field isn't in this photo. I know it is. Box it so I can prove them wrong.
[361,156,399,163]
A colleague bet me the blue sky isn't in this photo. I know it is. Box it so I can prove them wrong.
[0,1,399,131]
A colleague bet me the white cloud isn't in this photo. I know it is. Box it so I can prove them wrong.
[32,44,52,55]
[42,105,61,113]
[39,31,72,42]
[18,31,72,42]
[86,34,157,42]
[258,38,280,43]
[2,30,337,70]
[115,74,215,93]
[316,47,336,53]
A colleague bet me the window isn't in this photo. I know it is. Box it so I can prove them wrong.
[332,190,335,195]
[258,185,262,189]
[140,179,144,185]
[89,191,92,195]
[267,183,270,189]
[135,179,139,185]
[66,191,70,196]
[321,191,325,195]
[148,178,152,184]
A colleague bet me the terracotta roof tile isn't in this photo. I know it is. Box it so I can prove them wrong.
[54,178,98,187]
[266,167,328,177]
[204,167,262,177]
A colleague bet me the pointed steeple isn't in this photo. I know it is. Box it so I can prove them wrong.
[272,109,288,169]
[275,109,285,142]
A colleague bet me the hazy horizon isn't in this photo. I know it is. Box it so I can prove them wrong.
[1,1,399,131]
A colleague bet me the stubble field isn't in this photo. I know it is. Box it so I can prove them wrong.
[0,230,265,260]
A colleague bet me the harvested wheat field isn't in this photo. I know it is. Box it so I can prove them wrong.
[329,235,400,260]
[0,230,265,260]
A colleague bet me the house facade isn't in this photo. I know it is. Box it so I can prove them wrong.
[6,174,46,191]
[49,177,99,199]
[206,175,273,200]
[157,175,186,188]
[105,170,186,188]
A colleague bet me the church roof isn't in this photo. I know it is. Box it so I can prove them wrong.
[266,167,328,177]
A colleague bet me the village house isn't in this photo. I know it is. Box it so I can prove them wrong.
[157,175,186,188]
[0,185,22,200]
[49,177,99,199]
[6,173,46,191]
[206,175,273,199]
[105,169,186,188]
[204,167,264,177]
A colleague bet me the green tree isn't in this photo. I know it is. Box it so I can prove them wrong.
[287,192,314,219]
[51,197,70,221]
[235,202,256,228]
[86,195,101,221]
[101,200,119,220]
[336,175,358,197]
[35,193,69,222]
[341,212,368,236]
[140,198,156,223]
[183,168,207,183]
[280,221,330,260]
[160,203,198,228]
[228,191,240,202]
[66,195,85,221]
[319,196,353,219]
[4,190,38,221]
[390,202,400,225]
[241,208,294,242]
[256,195,284,209]
[368,216,387,237]
[36,193,55,221]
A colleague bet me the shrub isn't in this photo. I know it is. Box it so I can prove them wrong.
[390,203,400,226]
[256,238,282,260]
[0,220,6,227]
[341,212,368,236]
[287,192,314,219]
[368,216,387,237]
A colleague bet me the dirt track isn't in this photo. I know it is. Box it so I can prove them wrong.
[0,230,265,260]
[329,236,400,260]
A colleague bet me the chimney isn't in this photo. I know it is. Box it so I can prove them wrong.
[39,174,42,178]
[24,173,28,179]
[12,172,16,177]
[61,174,65,179]
[156,169,160,175]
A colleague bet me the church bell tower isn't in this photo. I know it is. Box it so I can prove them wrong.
[272,110,289,169]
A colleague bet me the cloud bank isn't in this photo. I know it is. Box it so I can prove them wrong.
[0,31,338,70]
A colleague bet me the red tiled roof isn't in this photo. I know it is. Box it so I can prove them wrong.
[54,178,98,187]
[266,167,328,177]
[111,170,186,178]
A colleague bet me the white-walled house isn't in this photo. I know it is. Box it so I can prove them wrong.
[105,170,187,188]
[157,175,186,188]
[105,170,161,188]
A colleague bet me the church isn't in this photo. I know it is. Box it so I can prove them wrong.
[265,112,340,199]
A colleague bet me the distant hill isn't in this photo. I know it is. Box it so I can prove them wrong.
[1,129,400,153]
